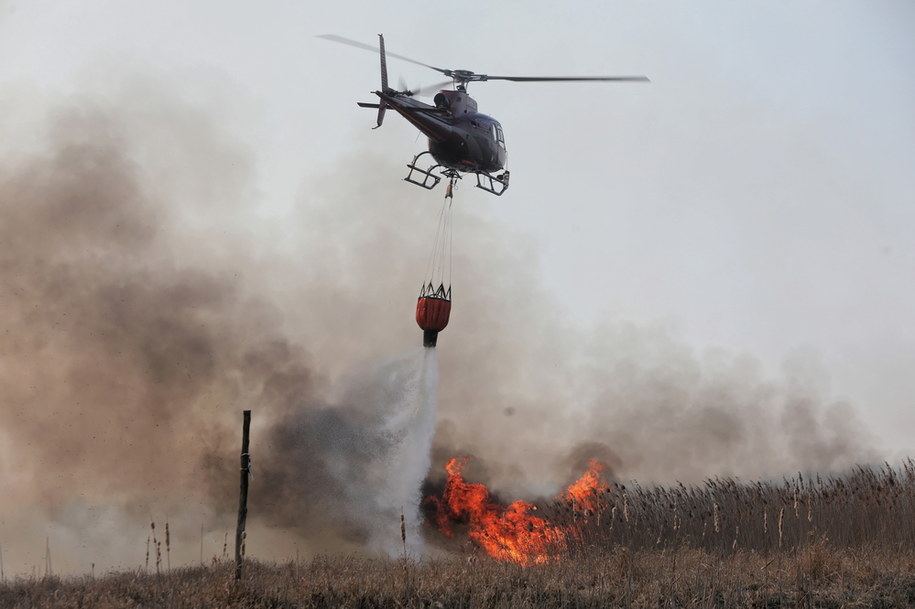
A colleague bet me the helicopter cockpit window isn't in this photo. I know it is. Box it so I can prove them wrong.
[493,124,505,149]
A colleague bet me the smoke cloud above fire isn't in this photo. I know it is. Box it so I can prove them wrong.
[0,83,876,574]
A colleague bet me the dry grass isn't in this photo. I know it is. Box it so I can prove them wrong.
[5,462,915,608]
[542,461,915,557]
[3,551,915,609]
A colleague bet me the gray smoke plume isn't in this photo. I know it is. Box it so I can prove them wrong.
[251,348,439,556]
[0,93,441,572]
[0,85,877,574]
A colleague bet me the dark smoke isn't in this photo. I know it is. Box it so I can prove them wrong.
[0,97,435,571]
[0,104,320,569]
[0,88,877,574]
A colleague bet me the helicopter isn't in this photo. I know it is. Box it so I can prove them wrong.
[320,34,649,196]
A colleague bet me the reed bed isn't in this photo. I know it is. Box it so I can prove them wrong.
[3,462,915,608]
[546,460,915,556]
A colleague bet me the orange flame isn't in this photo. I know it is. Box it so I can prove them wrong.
[560,459,611,514]
[426,457,612,565]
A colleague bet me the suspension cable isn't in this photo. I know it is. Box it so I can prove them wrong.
[422,184,455,298]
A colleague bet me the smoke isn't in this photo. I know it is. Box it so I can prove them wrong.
[255,348,439,556]
[0,82,877,574]
[0,91,442,573]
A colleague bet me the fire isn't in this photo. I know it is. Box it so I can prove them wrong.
[425,458,565,565]
[560,459,611,514]
[425,457,612,565]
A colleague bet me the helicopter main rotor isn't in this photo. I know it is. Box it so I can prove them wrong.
[318,34,650,92]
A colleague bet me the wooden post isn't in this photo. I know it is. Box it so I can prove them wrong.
[235,410,251,581]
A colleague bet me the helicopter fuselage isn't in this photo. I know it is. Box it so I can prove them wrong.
[375,89,507,175]
[324,32,647,196]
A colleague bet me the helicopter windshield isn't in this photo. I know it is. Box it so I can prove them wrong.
[493,123,505,149]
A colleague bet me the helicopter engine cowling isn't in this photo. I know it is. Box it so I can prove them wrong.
[434,90,477,116]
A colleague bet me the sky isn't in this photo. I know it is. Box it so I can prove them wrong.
[0,0,914,572]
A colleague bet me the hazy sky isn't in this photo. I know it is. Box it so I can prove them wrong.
[1,1,913,452]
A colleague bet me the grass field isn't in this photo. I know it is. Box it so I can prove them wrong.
[4,462,915,608]
[3,550,915,608]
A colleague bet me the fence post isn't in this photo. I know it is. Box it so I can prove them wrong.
[235,410,251,581]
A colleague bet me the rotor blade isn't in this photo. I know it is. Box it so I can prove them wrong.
[411,80,454,97]
[317,34,451,76]
[484,75,650,83]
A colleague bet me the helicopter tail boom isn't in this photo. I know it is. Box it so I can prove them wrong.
[359,42,453,139]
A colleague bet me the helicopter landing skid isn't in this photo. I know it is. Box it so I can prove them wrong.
[474,170,510,196]
[404,152,443,190]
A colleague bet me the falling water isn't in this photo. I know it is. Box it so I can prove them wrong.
[378,347,439,555]
[323,347,440,555]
